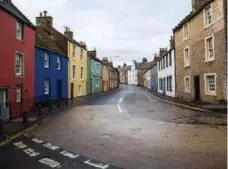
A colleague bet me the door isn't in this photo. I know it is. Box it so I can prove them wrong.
[0,88,9,121]
[90,78,93,94]
[194,76,200,101]
[71,83,74,99]
[57,80,62,100]
[163,78,166,94]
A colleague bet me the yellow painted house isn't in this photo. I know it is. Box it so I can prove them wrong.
[64,27,87,99]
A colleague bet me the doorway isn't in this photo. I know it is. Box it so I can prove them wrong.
[57,80,62,100]
[71,83,74,99]
[0,88,9,121]
[194,76,200,101]
[90,78,93,95]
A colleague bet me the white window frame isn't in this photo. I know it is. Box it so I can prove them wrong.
[72,45,76,58]
[57,56,61,70]
[184,46,190,67]
[204,73,217,96]
[96,78,99,87]
[15,52,24,77]
[44,52,49,68]
[204,4,213,28]
[204,34,215,62]
[184,76,191,93]
[16,86,22,103]
[72,65,76,80]
[80,67,84,79]
[80,48,83,60]
[183,22,189,40]
[16,20,23,41]
[44,79,50,95]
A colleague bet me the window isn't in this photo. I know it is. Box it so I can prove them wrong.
[184,76,191,93]
[204,74,216,95]
[44,52,49,68]
[205,35,214,62]
[72,45,76,57]
[184,47,190,67]
[163,57,165,70]
[80,67,84,79]
[96,79,99,87]
[169,53,172,66]
[158,61,160,71]
[16,20,24,40]
[166,55,168,68]
[204,4,213,28]
[80,48,83,60]
[159,78,163,90]
[57,56,61,70]
[167,76,172,91]
[72,65,76,79]
[183,23,189,39]
[96,63,100,74]
[15,52,24,76]
[16,86,22,103]
[44,79,50,95]
[78,85,82,95]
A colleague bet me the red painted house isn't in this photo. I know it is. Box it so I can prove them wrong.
[0,0,35,120]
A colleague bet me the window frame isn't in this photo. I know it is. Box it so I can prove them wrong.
[72,65,76,80]
[16,20,24,41]
[80,67,84,79]
[96,78,100,87]
[44,52,50,68]
[78,84,82,95]
[184,46,190,67]
[15,51,24,77]
[204,34,215,62]
[57,56,61,70]
[44,79,50,95]
[16,85,22,103]
[72,45,76,58]
[183,22,189,40]
[184,76,191,93]
[80,48,83,60]
[204,4,213,28]
[204,73,217,96]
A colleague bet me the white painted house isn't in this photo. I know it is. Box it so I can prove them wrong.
[157,37,176,97]
[128,62,138,85]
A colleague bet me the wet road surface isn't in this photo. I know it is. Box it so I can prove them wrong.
[0,85,227,169]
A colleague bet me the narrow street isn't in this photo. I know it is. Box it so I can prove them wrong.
[0,85,227,169]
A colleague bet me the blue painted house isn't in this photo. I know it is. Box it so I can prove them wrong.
[35,26,68,103]
[87,50,102,95]
[151,64,158,91]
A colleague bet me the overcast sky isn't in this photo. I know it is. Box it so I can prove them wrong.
[13,0,191,67]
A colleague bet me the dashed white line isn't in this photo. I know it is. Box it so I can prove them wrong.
[118,92,129,104]
[32,138,44,144]
[60,150,79,159]
[13,141,28,149]
[84,159,109,169]
[23,148,40,157]
[117,104,123,112]
[39,157,61,168]
[43,143,59,150]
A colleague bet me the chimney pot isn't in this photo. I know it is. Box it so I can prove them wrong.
[44,10,47,17]
[39,12,42,17]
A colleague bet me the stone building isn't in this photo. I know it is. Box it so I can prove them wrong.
[173,0,227,103]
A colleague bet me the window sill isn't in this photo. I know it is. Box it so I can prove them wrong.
[15,75,24,78]
[44,67,50,69]
[16,38,24,43]
[204,58,215,63]
[184,65,190,68]
[183,37,189,41]
[184,91,191,94]
[204,23,213,29]
[205,92,217,96]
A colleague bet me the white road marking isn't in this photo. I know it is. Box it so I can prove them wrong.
[60,150,79,159]
[84,159,109,169]
[39,157,61,168]
[13,141,28,149]
[117,104,123,112]
[32,138,44,144]
[118,92,129,104]
[23,148,40,157]
[43,143,59,150]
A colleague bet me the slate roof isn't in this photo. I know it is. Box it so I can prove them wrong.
[173,0,213,32]
[36,26,66,57]
[0,0,35,29]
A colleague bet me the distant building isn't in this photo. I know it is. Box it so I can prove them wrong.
[157,37,176,97]
[0,0,35,120]
[128,61,138,85]
[173,0,227,103]
[102,58,110,92]
[118,65,131,84]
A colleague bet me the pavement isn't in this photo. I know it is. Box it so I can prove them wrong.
[0,85,227,169]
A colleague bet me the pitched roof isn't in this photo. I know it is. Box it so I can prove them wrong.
[173,0,213,32]
[36,26,66,57]
[0,1,35,29]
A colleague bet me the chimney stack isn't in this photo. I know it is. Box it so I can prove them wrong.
[169,36,175,49]
[36,11,53,27]
[64,27,74,39]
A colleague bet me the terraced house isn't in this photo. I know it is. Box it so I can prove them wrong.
[87,50,102,95]
[173,0,227,103]
[36,11,87,99]
[0,0,35,120]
